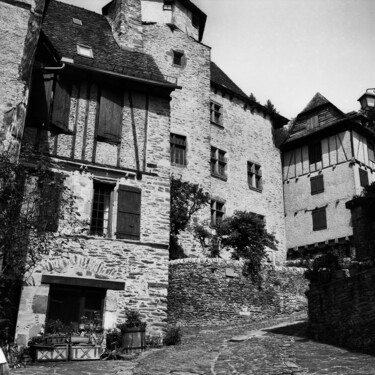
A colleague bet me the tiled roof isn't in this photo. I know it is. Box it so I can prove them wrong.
[282,93,351,147]
[210,61,289,127]
[300,92,330,115]
[42,0,168,83]
[210,61,247,97]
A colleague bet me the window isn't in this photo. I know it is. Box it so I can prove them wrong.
[211,200,225,226]
[359,168,369,187]
[306,114,319,130]
[97,86,123,143]
[368,141,375,163]
[170,133,187,166]
[27,71,72,132]
[163,0,173,10]
[312,207,327,231]
[248,162,262,191]
[90,182,113,237]
[72,18,82,25]
[173,51,183,66]
[116,185,141,240]
[310,174,324,195]
[211,147,227,179]
[77,44,93,58]
[210,101,223,126]
[308,141,322,165]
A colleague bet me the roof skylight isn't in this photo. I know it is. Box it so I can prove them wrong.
[77,44,93,58]
[72,18,83,25]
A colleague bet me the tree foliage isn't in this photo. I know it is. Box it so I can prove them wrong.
[249,93,258,103]
[265,99,278,114]
[170,176,210,259]
[216,211,278,283]
[0,149,82,344]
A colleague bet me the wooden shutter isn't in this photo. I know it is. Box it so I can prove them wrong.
[312,207,327,231]
[27,71,54,127]
[359,168,369,187]
[310,175,324,195]
[98,87,123,143]
[116,185,141,240]
[368,141,375,162]
[51,74,71,131]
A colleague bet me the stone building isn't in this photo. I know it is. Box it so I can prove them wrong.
[9,0,289,345]
[282,92,375,260]
[0,0,47,157]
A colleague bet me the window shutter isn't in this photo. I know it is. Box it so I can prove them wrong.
[27,72,54,127]
[312,207,327,231]
[368,141,375,162]
[310,175,324,195]
[359,168,369,187]
[51,74,71,131]
[116,185,141,240]
[98,87,123,143]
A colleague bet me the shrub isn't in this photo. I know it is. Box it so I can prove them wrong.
[117,309,147,332]
[163,325,182,346]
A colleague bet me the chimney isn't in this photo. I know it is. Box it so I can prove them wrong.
[103,0,143,51]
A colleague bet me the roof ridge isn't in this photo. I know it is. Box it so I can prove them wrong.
[299,92,330,115]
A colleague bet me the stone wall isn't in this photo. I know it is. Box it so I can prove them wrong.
[0,0,45,157]
[307,262,375,354]
[168,258,307,326]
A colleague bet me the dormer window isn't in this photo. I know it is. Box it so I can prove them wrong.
[77,44,93,58]
[173,51,183,66]
[72,18,82,25]
[163,0,173,10]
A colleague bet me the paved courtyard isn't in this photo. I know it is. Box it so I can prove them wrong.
[11,313,375,375]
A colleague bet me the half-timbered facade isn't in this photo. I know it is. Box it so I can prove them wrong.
[282,93,375,259]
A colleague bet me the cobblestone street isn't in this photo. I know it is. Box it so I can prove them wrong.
[11,314,375,375]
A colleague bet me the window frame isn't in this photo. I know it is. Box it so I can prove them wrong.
[312,207,327,231]
[77,44,93,58]
[163,0,173,10]
[211,199,225,226]
[310,174,324,195]
[210,146,227,180]
[173,51,183,66]
[210,100,223,127]
[308,141,322,170]
[170,133,187,166]
[90,181,114,237]
[247,161,262,192]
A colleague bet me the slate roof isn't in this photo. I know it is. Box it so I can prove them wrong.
[210,61,288,126]
[300,92,330,115]
[42,0,169,84]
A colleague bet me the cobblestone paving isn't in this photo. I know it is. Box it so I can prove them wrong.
[11,313,375,375]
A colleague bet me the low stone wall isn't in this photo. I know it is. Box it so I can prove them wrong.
[168,258,308,325]
[307,262,375,354]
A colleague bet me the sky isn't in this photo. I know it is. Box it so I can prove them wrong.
[60,0,375,119]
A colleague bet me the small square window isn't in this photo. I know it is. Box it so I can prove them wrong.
[312,207,327,231]
[77,44,93,58]
[170,133,187,166]
[310,174,324,195]
[211,199,225,226]
[173,51,183,66]
[211,147,227,180]
[210,101,223,126]
[248,161,262,191]
[163,0,173,10]
[72,18,83,25]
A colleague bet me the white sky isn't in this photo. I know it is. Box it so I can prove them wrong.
[60,0,375,119]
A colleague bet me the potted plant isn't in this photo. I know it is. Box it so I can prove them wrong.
[117,309,147,353]
[44,319,68,345]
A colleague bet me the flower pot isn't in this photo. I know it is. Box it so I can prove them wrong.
[121,327,146,353]
[44,335,67,345]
